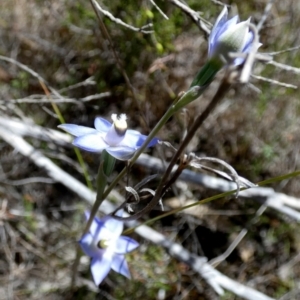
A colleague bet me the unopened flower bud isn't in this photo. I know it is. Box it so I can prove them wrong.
[208,7,255,65]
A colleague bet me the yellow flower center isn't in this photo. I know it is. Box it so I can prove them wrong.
[98,239,110,249]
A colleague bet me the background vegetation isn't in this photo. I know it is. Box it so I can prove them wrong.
[0,0,300,299]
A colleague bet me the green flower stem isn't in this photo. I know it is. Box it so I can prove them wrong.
[81,63,220,231]
[83,150,116,235]
[190,58,223,88]
[173,85,207,111]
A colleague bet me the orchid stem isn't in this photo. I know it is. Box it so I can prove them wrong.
[84,151,115,235]
[102,68,219,201]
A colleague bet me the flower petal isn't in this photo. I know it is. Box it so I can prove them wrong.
[94,117,112,132]
[209,6,228,49]
[102,216,124,238]
[121,130,144,148]
[242,30,254,53]
[73,133,108,152]
[121,130,159,148]
[234,32,262,65]
[217,15,239,39]
[209,16,239,57]
[115,209,124,217]
[146,137,160,147]
[115,236,139,254]
[58,124,97,137]
[104,125,126,146]
[214,6,228,30]
[84,211,103,236]
[111,254,131,279]
[79,233,103,257]
[106,146,136,160]
[91,256,112,285]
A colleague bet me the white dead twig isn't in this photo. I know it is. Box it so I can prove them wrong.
[90,0,153,34]
[267,45,300,56]
[0,177,55,186]
[149,0,169,20]
[0,124,274,300]
[257,0,275,32]
[168,0,210,35]
[209,204,267,267]
[251,74,298,89]
[0,92,111,105]
[267,60,300,75]
[57,77,96,93]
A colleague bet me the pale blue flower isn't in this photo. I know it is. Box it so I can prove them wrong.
[58,114,159,160]
[79,211,139,286]
[208,6,258,65]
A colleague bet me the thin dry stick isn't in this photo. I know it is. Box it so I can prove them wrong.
[159,77,233,196]
[0,92,111,104]
[267,60,300,75]
[168,0,210,35]
[58,77,96,93]
[257,0,275,32]
[90,0,153,33]
[251,74,297,89]
[149,0,169,20]
[0,55,64,100]
[267,45,300,56]
[209,204,267,267]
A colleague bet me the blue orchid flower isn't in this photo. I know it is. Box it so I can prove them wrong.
[190,7,261,88]
[79,211,139,286]
[58,114,159,160]
[208,6,259,65]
